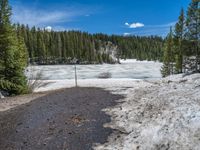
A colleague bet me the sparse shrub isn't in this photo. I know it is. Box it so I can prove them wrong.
[27,67,51,93]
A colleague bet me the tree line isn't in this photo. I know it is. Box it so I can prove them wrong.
[161,0,200,77]
[15,25,164,65]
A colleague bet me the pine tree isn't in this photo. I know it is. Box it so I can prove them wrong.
[174,8,185,73]
[161,28,174,77]
[37,30,46,64]
[186,0,200,72]
[0,0,28,94]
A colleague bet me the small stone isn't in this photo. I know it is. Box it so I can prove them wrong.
[0,92,5,99]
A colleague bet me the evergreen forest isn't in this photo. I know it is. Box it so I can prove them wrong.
[15,25,164,65]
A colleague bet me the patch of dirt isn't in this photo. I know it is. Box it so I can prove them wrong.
[0,93,47,112]
[0,87,124,150]
[70,114,88,125]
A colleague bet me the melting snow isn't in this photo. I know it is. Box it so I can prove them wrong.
[26,60,200,149]
[94,73,200,150]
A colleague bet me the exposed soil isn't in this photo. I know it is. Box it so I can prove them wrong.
[0,87,123,150]
[0,93,47,112]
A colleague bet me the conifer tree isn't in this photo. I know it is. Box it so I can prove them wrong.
[174,8,185,73]
[161,28,174,77]
[0,0,28,94]
[186,0,200,72]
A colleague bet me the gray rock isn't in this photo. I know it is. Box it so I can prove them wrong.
[0,92,5,99]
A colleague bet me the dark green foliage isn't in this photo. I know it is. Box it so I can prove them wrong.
[161,28,174,77]
[174,9,185,73]
[94,34,164,61]
[0,0,28,95]
[16,26,164,65]
[0,79,26,95]
[162,0,200,77]
[185,0,200,71]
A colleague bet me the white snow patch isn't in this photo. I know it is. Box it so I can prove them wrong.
[27,60,162,92]
[26,60,162,81]
[93,73,200,150]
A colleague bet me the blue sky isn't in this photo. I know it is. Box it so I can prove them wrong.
[10,0,191,36]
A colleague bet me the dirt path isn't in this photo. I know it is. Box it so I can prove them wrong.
[0,87,123,150]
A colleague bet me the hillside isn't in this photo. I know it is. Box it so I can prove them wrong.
[16,25,164,65]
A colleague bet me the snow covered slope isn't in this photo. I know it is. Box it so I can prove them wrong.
[94,73,200,150]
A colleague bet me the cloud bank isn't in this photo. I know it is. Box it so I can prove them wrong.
[12,7,80,27]
[11,2,94,31]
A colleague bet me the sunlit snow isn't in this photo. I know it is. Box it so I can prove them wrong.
[26,59,162,80]
[26,60,162,92]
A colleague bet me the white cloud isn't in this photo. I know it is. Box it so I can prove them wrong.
[125,22,144,28]
[123,33,131,36]
[45,26,52,32]
[125,22,129,26]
